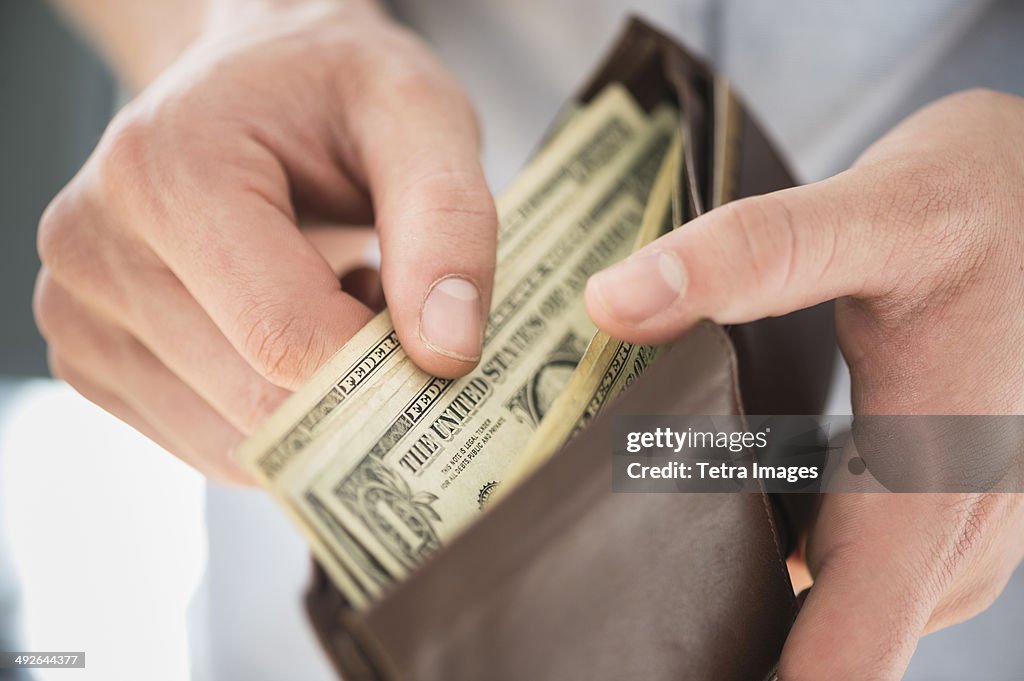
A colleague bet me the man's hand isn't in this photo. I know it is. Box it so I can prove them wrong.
[35,0,497,483]
[586,88,1024,679]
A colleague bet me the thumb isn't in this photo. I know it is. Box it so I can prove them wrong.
[347,55,497,379]
[778,494,952,681]
[585,173,894,344]
[779,554,931,681]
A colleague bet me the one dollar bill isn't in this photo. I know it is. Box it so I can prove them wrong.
[236,86,681,606]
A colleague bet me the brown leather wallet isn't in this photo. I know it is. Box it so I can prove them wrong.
[304,17,835,681]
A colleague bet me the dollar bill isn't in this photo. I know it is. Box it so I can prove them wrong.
[296,109,670,593]
[503,133,683,488]
[235,85,658,595]
[291,106,674,595]
[236,88,680,605]
[237,84,649,489]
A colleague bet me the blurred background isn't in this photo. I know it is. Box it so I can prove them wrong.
[0,0,112,378]
[1,0,1024,679]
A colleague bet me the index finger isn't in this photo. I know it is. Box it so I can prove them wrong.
[103,124,375,389]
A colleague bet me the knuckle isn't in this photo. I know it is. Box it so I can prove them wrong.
[718,194,800,295]
[32,273,64,341]
[36,190,80,273]
[241,302,327,387]
[378,39,472,113]
[98,116,151,184]
[239,383,287,434]
[400,167,497,229]
[361,32,481,139]
[383,163,497,275]
[94,115,161,215]
[36,188,130,310]
[388,64,448,106]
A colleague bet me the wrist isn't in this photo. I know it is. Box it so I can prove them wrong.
[118,0,387,90]
[52,0,207,91]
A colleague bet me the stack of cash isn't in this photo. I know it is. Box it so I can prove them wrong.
[237,84,683,609]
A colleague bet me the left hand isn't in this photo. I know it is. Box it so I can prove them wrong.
[34,0,497,483]
[585,88,1024,680]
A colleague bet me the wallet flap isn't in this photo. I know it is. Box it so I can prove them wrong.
[354,323,796,681]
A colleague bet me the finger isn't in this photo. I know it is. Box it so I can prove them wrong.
[37,268,289,435]
[347,60,497,377]
[93,121,376,390]
[47,347,179,456]
[585,172,899,344]
[780,556,928,681]
[36,284,251,484]
[48,351,249,485]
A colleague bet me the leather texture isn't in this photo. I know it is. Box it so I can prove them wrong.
[304,17,836,680]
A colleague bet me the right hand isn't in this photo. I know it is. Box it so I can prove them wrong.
[34,0,497,483]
